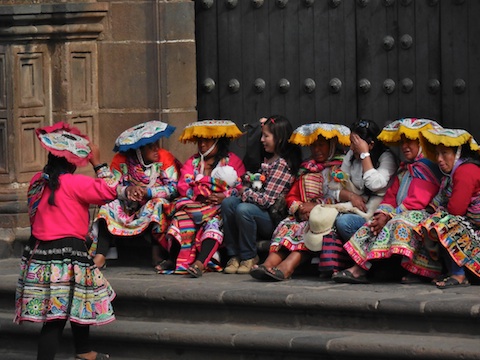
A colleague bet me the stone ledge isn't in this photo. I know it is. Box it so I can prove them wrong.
[0,2,109,40]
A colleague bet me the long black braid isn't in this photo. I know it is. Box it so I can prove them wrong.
[43,153,77,206]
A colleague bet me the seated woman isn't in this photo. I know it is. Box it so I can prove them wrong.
[155,120,246,277]
[91,120,179,268]
[333,118,443,284]
[415,127,480,288]
[250,122,350,281]
[317,119,398,277]
[222,115,303,274]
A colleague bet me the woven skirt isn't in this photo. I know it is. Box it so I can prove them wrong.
[15,236,116,325]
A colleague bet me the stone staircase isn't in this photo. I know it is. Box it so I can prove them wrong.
[1,256,480,360]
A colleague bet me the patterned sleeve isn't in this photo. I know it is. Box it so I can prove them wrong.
[241,158,293,209]
[149,149,179,200]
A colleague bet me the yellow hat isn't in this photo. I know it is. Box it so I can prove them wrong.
[289,123,351,147]
[419,127,480,161]
[377,118,442,145]
[179,120,244,143]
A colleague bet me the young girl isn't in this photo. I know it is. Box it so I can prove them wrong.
[222,115,302,274]
[14,122,125,360]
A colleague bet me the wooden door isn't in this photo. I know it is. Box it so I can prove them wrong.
[195,0,480,152]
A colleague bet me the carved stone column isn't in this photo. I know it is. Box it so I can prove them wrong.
[0,3,108,256]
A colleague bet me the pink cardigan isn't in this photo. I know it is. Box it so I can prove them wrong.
[31,173,117,241]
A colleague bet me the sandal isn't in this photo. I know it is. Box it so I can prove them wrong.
[265,267,291,282]
[332,269,369,284]
[250,264,272,281]
[186,263,204,278]
[155,259,175,273]
[436,276,470,289]
[75,352,110,360]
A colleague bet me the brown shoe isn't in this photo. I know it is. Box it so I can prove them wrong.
[224,256,240,274]
[237,256,259,274]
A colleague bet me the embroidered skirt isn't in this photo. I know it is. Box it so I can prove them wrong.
[344,210,442,278]
[15,236,116,325]
[417,209,480,278]
[270,216,309,252]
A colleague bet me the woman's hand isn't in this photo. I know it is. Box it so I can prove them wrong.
[207,192,226,205]
[350,193,367,212]
[369,212,390,235]
[297,202,316,221]
[237,186,248,196]
[126,185,146,202]
[350,133,370,155]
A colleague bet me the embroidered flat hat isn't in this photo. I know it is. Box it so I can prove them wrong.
[289,123,351,147]
[378,118,443,146]
[113,120,176,152]
[303,205,339,252]
[419,127,480,161]
[36,122,92,167]
[179,119,244,143]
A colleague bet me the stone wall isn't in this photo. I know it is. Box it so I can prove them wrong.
[0,0,197,256]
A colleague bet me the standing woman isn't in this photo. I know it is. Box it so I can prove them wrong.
[91,120,179,269]
[15,122,124,360]
[317,119,398,276]
[334,118,443,284]
[250,123,350,281]
[156,120,246,276]
[416,128,480,288]
[222,115,303,274]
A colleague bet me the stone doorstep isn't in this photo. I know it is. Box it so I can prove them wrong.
[1,313,480,360]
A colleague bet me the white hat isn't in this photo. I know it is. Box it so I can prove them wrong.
[303,205,338,251]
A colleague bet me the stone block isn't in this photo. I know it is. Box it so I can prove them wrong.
[160,111,197,163]
[159,1,195,42]
[109,2,155,42]
[98,43,158,110]
[161,42,197,110]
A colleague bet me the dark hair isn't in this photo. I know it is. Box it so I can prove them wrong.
[350,119,390,166]
[460,143,480,166]
[212,137,231,167]
[43,153,77,206]
[263,115,302,175]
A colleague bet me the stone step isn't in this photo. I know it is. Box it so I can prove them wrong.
[2,311,480,360]
[2,258,480,359]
